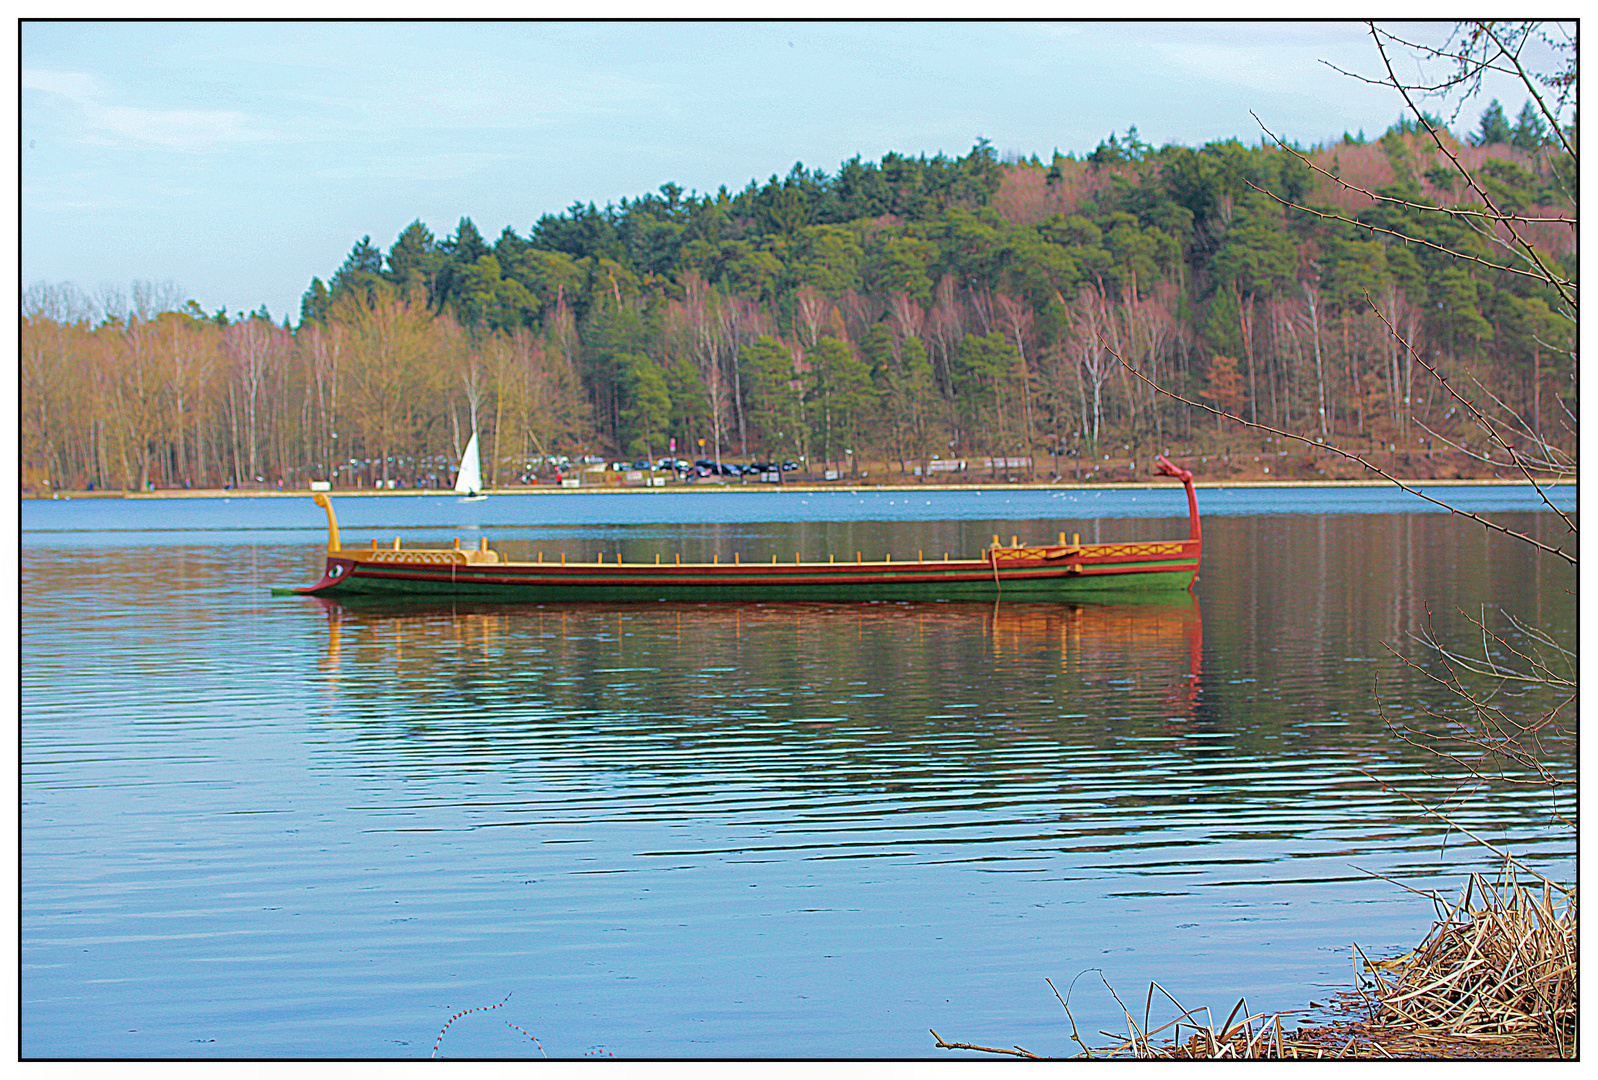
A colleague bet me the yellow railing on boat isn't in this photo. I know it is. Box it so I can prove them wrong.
[313,492,501,565]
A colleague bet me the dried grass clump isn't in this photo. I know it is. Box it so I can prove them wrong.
[1088,991,1345,1060]
[934,871,1576,1060]
[1102,871,1578,1061]
[1355,872,1576,1057]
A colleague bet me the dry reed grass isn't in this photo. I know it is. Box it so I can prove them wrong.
[1351,871,1576,1057]
[1088,871,1577,1060]
[936,870,1576,1060]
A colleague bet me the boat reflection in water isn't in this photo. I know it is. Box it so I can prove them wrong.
[311,594,1204,745]
[984,597,1202,720]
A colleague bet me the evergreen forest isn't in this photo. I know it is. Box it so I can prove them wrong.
[21,102,1576,492]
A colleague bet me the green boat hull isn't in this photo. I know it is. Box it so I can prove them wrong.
[297,556,1198,603]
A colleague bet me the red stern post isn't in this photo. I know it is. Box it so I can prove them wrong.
[1154,455,1201,545]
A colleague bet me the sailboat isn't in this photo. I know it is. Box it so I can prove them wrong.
[454,432,487,501]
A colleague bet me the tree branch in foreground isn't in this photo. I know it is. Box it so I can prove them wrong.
[1111,353,1576,566]
[1250,112,1574,228]
[928,1029,1039,1058]
[1367,23,1578,314]
[1241,180,1576,294]
[1362,298,1578,533]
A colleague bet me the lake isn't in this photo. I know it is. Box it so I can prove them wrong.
[20,484,1577,1058]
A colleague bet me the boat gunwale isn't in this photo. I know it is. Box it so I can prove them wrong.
[325,536,1198,572]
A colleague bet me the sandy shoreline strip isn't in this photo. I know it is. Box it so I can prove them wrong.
[25,476,1576,500]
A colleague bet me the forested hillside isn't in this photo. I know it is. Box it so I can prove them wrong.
[22,105,1575,492]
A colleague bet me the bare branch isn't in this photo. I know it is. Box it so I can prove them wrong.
[1413,419,1572,474]
[1369,27,1530,97]
[1369,22,1576,158]
[1368,24,1578,314]
[1358,772,1563,889]
[1377,654,1574,793]
[1472,22,1578,159]
[1243,180,1575,292]
[1364,298,1578,532]
[1047,976,1095,1059]
[1413,371,1579,472]
[1250,113,1574,227]
[929,1029,1041,1058]
[1451,605,1576,686]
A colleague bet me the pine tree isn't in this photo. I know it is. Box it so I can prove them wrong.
[1510,99,1550,150]
[1471,99,1512,145]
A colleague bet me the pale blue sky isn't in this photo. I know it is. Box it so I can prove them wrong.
[20,19,1558,324]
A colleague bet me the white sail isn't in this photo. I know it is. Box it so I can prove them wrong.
[454,432,484,496]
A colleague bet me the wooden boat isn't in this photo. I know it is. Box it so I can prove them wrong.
[293,455,1202,602]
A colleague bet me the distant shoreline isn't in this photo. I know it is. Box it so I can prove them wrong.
[25,476,1576,500]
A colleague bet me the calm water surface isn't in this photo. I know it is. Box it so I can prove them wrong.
[21,487,1576,1058]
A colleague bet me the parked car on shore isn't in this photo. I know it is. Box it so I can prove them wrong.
[693,459,739,476]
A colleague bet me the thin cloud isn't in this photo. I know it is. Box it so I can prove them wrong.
[313,151,525,184]
[292,67,668,138]
[1144,41,1361,99]
[21,185,130,213]
[24,67,277,151]
[21,69,99,100]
